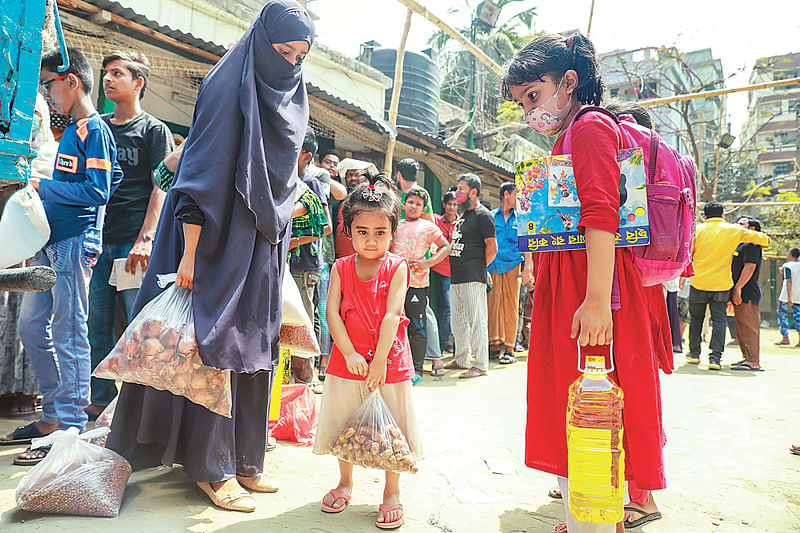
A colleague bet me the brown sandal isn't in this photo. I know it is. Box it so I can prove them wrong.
[197,480,256,512]
[459,367,488,379]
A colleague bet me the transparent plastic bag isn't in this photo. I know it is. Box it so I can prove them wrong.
[329,390,418,473]
[279,324,320,357]
[89,396,117,447]
[15,427,132,517]
[93,274,233,417]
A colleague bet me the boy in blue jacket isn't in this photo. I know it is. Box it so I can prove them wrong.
[1,49,123,464]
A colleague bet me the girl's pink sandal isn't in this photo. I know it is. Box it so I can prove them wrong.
[376,503,404,529]
[321,489,351,513]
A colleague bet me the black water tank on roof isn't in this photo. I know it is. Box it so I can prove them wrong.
[369,48,440,136]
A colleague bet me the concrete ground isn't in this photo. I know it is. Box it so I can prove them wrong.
[0,329,799,532]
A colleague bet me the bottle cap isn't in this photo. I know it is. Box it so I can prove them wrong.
[577,341,614,374]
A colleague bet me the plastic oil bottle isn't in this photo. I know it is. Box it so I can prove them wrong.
[566,342,625,524]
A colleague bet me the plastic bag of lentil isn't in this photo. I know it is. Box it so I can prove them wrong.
[16,427,132,517]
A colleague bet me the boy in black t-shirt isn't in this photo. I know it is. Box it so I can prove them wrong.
[86,51,174,416]
[445,174,497,378]
[730,216,765,371]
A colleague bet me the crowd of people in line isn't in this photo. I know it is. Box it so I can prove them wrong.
[1,1,798,530]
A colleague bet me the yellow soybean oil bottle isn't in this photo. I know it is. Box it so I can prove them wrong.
[566,342,625,524]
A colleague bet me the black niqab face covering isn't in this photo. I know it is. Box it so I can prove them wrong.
[172,0,315,244]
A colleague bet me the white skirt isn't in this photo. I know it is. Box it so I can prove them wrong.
[312,375,422,458]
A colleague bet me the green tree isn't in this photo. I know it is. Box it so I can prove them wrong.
[758,191,800,252]
[428,0,536,144]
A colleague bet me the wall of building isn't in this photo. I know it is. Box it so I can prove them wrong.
[113,0,249,49]
[599,47,727,167]
[742,53,800,179]
[303,43,391,129]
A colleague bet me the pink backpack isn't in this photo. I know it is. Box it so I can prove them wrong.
[564,106,697,287]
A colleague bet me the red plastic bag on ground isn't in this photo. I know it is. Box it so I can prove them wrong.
[269,384,318,446]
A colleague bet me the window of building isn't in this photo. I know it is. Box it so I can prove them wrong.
[790,99,800,113]
[774,70,800,89]
[773,161,794,175]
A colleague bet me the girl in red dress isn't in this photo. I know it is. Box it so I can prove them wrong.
[502,33,672,533]
[313,174,420,530]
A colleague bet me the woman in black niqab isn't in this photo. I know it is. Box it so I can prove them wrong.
[106,0,314,512]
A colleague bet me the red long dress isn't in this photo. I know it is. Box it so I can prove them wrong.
[525,111,672,490]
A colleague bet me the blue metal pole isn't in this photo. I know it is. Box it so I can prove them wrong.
[52,1,71,72]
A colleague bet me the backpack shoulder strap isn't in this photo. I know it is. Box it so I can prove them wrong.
[563,106,621,152]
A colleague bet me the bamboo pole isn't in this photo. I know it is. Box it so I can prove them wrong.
[638,77,800,107]
[393,0,503,75]
[586,0,597,36]
[384,9,413,174]
[710,202,800,207]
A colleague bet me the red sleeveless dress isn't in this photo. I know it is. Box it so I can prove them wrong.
[525,111,672,490]
[326,253,415,383]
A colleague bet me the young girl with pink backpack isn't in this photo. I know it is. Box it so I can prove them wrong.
[503,32,675,532]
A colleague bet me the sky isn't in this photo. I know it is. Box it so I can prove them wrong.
[311,0,800,139]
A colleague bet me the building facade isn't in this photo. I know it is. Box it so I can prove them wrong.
[599,47,727,173]
[741,52,800,182]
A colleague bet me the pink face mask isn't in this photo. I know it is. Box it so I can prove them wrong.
[455,189,469,204]
[524,78,572,137]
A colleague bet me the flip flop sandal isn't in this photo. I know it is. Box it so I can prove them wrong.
[376,503,404,529]
[9,405,36,417]
[0,421,52,446]
[13,444,52,466]
[498,352,516,365]
[547,487,562,499]
[623,507,662,529]
[443,360,468,370]
[731,363,764,371]
[790,444,800,456]
[318,366,327,381]
[430,365,445,377]
[321,488,351,513]
[459,367,488,379]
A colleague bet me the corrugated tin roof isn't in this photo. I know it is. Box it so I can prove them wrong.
[306,82,396,137]
[77,0,227,60]
[74,1,512,179]
[397,126,514,177]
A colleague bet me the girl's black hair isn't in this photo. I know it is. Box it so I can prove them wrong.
[341,172,401,236]
[605,98,653,129]
[501,32,605,106]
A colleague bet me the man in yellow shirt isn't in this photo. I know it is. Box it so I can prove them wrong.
[688,202,770,369]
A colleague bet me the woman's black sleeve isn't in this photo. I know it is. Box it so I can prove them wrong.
[175,192,206,226]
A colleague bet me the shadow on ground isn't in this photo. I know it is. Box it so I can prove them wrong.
[498,501,563,533]
[672,362,759,377]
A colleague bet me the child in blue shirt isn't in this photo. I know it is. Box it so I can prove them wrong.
[1,48,122,464]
